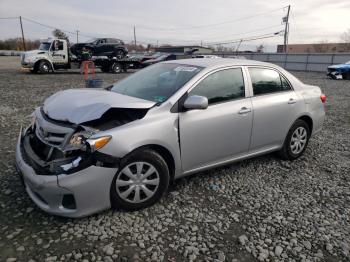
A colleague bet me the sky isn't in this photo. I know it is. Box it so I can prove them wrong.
[0,0,349,52]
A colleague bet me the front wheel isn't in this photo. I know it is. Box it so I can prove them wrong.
[110,149,170,210]
[279,119,310,160]
[38,60,51,74]
[111,62,122,74]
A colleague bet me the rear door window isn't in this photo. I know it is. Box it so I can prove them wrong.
[248,68,292,95]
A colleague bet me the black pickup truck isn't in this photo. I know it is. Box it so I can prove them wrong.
[70,38,128,59]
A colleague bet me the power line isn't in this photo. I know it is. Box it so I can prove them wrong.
[186,24,285,43]
[0,16,19,19]
[205,31,283,46]
[22,17,77,35]
[135,6,287,31]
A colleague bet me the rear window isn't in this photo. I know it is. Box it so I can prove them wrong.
[249,68,292,95]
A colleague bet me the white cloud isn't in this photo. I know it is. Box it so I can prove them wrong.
[0,0,349,49]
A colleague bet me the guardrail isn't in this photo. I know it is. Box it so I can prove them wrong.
[211,52,350,72]
[2,50,350,72]
[0,50,23,56]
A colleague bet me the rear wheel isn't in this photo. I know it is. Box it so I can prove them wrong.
[279,119,310,160]
[38,60,51,74]
[114,49,125,59]
[111,62,122,74]
[342,72,350,80]
[110,149,170,210]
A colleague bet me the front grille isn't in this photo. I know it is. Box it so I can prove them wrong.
[21,54,25,64]
[35,108,75,148]
[36,126,67,146]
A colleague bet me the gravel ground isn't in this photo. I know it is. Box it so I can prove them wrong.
[0,56,349,262]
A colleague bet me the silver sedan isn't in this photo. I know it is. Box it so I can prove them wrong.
[15,59,326,217]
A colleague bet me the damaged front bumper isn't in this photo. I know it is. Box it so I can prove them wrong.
[15,127,119,218]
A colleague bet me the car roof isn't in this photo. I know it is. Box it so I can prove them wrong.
[163,58,273,69]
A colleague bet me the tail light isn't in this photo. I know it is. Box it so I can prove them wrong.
[320,94,326,103]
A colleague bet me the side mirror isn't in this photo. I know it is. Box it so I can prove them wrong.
[183,95,208,110]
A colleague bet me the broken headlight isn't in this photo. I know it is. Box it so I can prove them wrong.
[69,132,111,152]
[68,131,93,151]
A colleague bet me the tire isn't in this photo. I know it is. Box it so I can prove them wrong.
[38,60,51,74]
[114,49,125,59]
[279,119,310,160]
[342,72,350,80]
[111,62,122,74]
[110,149,170,210]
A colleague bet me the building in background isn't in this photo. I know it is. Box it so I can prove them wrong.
[277,43,350,53]
[155,45,213,55]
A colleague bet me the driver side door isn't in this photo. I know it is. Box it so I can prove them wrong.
[179,67,253,172]
[50,40,68,65]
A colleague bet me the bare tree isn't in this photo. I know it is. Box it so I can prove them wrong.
[340,29,350,52]
[312,40,330,53]
[0,38,40,51]
[52,29,69,41]
[256,44,264,53]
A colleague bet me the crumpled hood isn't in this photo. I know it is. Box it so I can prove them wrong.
[43,89,156,124]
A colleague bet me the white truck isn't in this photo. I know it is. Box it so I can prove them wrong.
[21,38,141,74]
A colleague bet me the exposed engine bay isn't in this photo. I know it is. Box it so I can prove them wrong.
[21,106,149,176]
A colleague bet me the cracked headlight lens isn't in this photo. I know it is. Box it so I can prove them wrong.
[69,131,94,150]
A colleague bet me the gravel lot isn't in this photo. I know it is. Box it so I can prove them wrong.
[0,56,349,262]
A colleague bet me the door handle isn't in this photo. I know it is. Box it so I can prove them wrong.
[288,98,296,104]
[238,107,251,114]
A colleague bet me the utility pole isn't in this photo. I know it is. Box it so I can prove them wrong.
[19,16,26,51]
[76,30,79,43]
[133,26,137,48]
[283,5,291,53]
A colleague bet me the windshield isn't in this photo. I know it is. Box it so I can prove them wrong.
[156,54,168,60]
[86,38,98,43]
[111,63,202,103]
[39,42,51,51]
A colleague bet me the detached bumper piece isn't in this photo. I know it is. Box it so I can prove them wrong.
[327,70,343,80]
[15,127,119,218]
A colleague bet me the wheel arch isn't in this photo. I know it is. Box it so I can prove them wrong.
[127,144,176,182]
[34,59,54,72]
[297,115,313,135]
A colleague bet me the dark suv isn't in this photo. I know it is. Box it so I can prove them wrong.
[70,38,128,59]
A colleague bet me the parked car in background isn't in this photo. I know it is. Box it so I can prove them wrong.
[192,55,221,58]
[70,38,128,59]
[21,38,139,74]
[327,61,350,80]
[141,53,176,67]
[16,58,326,217]
[228,55,247,59]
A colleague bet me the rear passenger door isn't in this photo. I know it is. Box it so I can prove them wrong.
[247,67,303,151]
